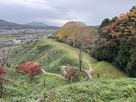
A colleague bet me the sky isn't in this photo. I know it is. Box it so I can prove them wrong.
[0,0,135,26]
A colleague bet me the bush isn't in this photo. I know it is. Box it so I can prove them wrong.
[16,62,41,79]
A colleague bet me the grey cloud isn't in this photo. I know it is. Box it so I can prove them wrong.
[0,0,135,26]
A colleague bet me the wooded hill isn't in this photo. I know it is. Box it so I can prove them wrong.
[92,6,136,77]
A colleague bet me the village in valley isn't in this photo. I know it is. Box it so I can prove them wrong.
[0,29,55,48]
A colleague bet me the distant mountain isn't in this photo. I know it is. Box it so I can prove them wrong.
[0,19,59,30]
[27,22,48,27]
[0,19,23,30]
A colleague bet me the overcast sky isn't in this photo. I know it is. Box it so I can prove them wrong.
[0,0,135,26]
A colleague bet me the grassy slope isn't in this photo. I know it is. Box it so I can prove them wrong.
[45,39,127,78]
[0,38,131,101]
[10,38,126,78]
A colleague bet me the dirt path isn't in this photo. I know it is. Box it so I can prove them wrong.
[41,69,65,80]
[84,68,93,80]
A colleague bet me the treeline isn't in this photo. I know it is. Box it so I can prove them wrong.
[92,6,136,77]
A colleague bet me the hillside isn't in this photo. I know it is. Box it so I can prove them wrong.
[10,39,127,78]
[0,38,131,101]
[0,19,23,30]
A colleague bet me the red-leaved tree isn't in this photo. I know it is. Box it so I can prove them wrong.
[16,62,41,80]
[0,66,7,98]
[64,68,77,83]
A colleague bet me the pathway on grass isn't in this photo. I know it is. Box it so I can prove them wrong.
[41,69,66,80]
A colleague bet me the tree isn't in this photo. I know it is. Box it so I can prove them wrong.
[0,45,11,98]
[130,5,136,11]
[16,62,41,80]
[57,21,93,71]
[0,66,7,98]
[72,24,92,71]
[64,68,77,83]
[99,18,111,28]
[0,45,11,67]
[57,21,92,47]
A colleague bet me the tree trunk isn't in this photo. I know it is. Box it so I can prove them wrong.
[0,82,3,98]
[43,78,46,86]
[79,60,82,72]
[79,48,83,72]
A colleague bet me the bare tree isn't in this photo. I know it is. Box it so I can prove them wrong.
[57,21,92,72]
[0,45,11,67]
[0,44,11,98]
[73,25,92,72]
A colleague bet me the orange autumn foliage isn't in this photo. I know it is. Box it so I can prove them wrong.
[101,8,136,37]
[57,21,92,47]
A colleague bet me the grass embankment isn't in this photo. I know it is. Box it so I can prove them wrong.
[9,39,126,78]
[10,38,126,78]
[0,38,130,101]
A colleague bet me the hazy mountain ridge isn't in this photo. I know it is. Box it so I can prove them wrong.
[0,19,59,30]
[0,19,23,30]
[27,22,48,27]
